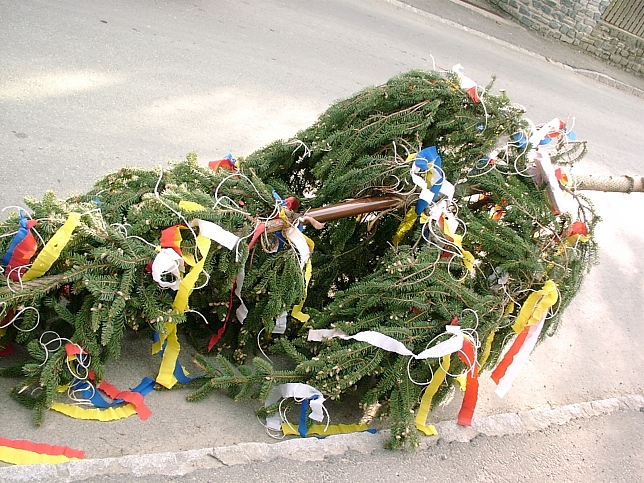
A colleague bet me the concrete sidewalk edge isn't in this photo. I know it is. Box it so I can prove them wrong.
[1,394,642,482]
[388,0,644,98]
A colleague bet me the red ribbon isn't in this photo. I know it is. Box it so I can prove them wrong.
[160,225,183,256]
[207,281,236,351]
[456,338,479,426]
[490,326,530,385]
[0,436,85,460]
[2,218,38,281]
[208,158,238,173]
[97,380,152,421]
[0,343,14,356]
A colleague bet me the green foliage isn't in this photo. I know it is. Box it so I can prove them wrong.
[0,69,598,449]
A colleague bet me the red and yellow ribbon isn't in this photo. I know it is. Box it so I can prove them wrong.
[0,436,84,465]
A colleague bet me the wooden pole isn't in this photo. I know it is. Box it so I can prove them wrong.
[572,175,644,193]
[263,175,642,234]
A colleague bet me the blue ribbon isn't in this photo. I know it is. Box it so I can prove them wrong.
[298,395,317,437]
[272,190,287,206]
[152,332,200,384]
[414,146,443,215]
[1,211,32,268]
[72,377,155,408]
[512,132,527,149]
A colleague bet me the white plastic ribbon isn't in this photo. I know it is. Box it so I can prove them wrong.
[528,117,564,147]
[151,248,185,290]
[234,268,248,323]
[410,160,454,205]
[530,150,573,215]
[494,314,546,398]
[190,219,240,251]
[264,383,326,431]
[273,311,288,334]
[284,225,311,269]
[452,64,480,102]
[307,326,465,360]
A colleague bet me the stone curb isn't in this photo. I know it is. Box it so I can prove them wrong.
[1,394,641,482]
[386,0,644,98]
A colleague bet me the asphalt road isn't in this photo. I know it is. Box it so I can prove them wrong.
[1,0,643,480]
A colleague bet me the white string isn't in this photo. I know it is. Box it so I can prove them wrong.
[38,332,88,381]
[4,265,29,292]
[405,326,478,385]
[258,415,286,440]
[278,398,296,434]
[276,393,331,436]
[0,230,18,239]
[213,172,271,215]
[0,305,40,332]
[544,285,563,320]
[186,309,209,325]
[67,378,96,406]
[154,167,200,262]
[461,308,480,332]
[256,327,273,363]
[1,206,32,216]
[287,139,312,160]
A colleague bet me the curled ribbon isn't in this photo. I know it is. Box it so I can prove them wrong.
[153,322,196,389]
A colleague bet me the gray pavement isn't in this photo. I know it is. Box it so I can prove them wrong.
[1,0,643,480]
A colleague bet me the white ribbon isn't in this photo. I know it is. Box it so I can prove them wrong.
[410,161,455,206]
[452,63,477,92]
[531,150,573,215]
[234,268,248,323]
[528,117,564,147]
[494,314,546,398]
[273,311,288,334]
[190,219,240,251]
[307,326,465,360]
[284,225,311,269]
[264,383,326,431]
[151,248,184,290]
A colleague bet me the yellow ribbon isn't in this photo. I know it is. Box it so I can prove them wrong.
[565,233,590,246]
[0,446,82,465]
[392,207,418,247]
[478,330,496,369]
[281,422,369,437]
[22,213,81,281]
[455,374,467,391]
[291,234,314,324]
[50,402,137,421]
[155,321,181,389]
[414,354,450,436]
[173,234,210,313]
[178,200,206,212]
[441,217,475,273]
[511,280,558,334]
[479,301,513,368]
[171,200,211,313]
